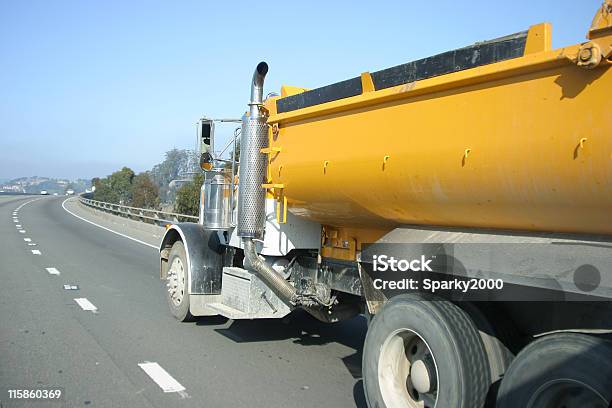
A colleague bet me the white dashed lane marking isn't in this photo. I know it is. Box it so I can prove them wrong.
[46,267,60,275]
[24,238,32,242]
[31,250,41,255]
[19,230,26,234]
[74,298,97,312]
[138,362,187,394]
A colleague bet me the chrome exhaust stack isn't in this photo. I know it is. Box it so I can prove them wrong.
[237,62,269,239]
[249,62,268,119]
[238,62,298,304]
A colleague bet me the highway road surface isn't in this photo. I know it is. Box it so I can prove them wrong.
[0,195,367,408]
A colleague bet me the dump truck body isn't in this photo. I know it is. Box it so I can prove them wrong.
[263,25,611,239]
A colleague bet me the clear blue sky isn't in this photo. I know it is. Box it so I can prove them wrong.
[0,0,601,180]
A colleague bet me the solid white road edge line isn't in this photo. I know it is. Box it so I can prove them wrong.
[138,362,187,394]
[74,298,97,311]
[61,198,157,250]
[46,267,60,275]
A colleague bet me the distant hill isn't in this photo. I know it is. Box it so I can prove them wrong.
[0,176,90,194]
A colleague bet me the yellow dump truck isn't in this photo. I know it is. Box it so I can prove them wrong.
[160,2,612,407]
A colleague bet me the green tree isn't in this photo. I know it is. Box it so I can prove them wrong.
[110,167,135,204]
[93,177,118,203]
[174,173,203,216]
[131,172,160,209]
[92,167,135,204]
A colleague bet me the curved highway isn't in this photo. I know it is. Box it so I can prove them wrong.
[0,195,367,408]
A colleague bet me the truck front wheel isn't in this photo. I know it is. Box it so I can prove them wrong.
[362,294,490,408]
[166,241,193,322]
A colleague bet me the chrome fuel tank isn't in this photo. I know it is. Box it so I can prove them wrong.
[200,168,233,230]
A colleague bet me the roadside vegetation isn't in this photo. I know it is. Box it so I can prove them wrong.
[92,167,160,209]
[91,142,238,215]
[91,148,199,212]
[174,173,203,216]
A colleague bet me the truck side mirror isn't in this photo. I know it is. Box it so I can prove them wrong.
[199,118,215,171]
[200,151,214,171]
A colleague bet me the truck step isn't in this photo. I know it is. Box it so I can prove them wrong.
[206,303,250,319]
[208,267,292,320]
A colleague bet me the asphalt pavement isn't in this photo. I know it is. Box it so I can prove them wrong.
[0,195,367,408]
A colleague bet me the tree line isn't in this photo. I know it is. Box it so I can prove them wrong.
[92,148,204,216]
[92,167,160,209]
[92,142,239,216]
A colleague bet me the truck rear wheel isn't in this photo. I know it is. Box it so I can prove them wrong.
[459,302,516,405]
[363,294,490,408]
[496,333,612,408]
[166,241,194,322]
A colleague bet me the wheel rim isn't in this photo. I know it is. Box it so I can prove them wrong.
[167,257,186,306]
[378,328,439,408]
[527,379,608,408]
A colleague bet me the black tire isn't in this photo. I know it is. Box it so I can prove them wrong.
[363,294,490,408]
[496,333,612,408]
[459,303,514,381]
[166,241,194,322]
[459,303,516,407]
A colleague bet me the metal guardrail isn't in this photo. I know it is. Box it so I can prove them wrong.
[79,196,198,225]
